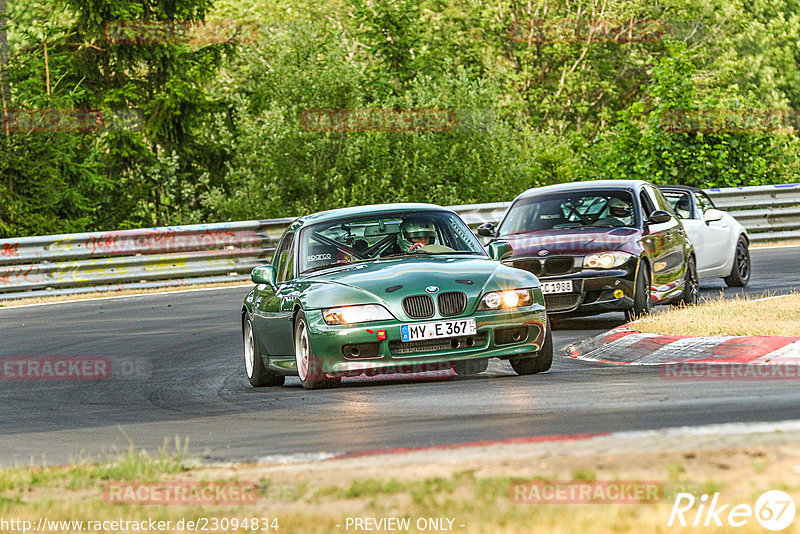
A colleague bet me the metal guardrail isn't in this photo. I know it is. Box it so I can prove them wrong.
[0,184,798,301]
[0,220,292,301]
[705,184,800,242]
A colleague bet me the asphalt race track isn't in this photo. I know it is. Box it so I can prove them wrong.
[1,246,799,466]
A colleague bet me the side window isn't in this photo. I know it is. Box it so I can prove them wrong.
[645,185,671,212]
[654,188,674,213]
[272,232,295,283]
[639,191,656,219]
[668,192,693,219]
[278,235,296,282]
[694,192,715,215]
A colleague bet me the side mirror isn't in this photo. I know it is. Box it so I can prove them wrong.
[487,241,513,261]
[251,265,276,288]
[647,210,673,225]
[477,222,496,237]
[704,209,724,224]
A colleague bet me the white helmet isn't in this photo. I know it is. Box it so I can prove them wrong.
[607,197,631,218]
[398,219,437,251]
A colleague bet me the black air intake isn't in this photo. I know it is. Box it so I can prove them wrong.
[438,291,467,316]
[402,295,435,319]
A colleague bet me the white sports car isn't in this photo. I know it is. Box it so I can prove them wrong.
[659,185,750,287]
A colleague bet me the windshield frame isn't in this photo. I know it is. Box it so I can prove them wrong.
[297,210,488,275]
[496,189,641,237]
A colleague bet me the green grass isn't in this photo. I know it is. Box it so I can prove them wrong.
[0,439,189,494]
[667,462,686,480]
[571,468,597,482]
[1,441,798,534]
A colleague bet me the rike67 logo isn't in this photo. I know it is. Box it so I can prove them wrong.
[668,490,796,531]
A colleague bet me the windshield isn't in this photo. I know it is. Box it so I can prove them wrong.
[661,190,693,219]
[498,190,638,236]
[298,211,486,274]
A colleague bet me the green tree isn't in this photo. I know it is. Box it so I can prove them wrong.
[595,42,799,188]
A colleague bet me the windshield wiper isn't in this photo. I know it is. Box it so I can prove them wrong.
[381,251,480,259]
[380,253,417,259]
[301,260,354,274]
[561,224,620,229]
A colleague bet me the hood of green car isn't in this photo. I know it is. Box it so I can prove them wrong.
[296,255,540,318]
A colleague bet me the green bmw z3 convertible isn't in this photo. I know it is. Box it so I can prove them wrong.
[241,203,552,389]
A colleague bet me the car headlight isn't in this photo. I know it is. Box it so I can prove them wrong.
[322,304,394,325]
[583,252,632,269]
[478,289,533,310]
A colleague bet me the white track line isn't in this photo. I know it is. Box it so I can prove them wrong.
[609,418,800,439]
[248,419,800,465]
[0,284,252,311]
[752,243,800,250]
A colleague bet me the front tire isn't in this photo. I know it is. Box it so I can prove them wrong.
[244,318,285,387]
[678,255,700,306]
[294,311,338,390]
[724,237,750,287]
[628,259,651,319]
[510,320,553,375]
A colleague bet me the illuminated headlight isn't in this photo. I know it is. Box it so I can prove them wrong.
[478,289,533,310]
[583,252,631,269]
[322,304,394,325]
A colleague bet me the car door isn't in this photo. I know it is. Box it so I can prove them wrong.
[693,191,730,273]
[253,232,298,356]
[666,190,712,274]
[639,186,685,302]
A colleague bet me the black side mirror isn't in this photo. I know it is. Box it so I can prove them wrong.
[477,222,496,237]
[647,210,672,225]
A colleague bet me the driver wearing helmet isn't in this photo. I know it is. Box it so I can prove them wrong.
[594,197,633,227]
[398,219,438,252]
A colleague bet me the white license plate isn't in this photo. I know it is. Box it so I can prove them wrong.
[540,280,573,294]
[401,318,477,342]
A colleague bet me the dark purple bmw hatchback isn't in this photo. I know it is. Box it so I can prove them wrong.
[478,180,699,318]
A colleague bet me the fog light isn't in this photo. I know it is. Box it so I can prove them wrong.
[613,289,624,299]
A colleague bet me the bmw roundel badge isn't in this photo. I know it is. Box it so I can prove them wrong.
[426,286,440,294]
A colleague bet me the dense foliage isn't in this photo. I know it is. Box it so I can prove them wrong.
[1,0,799,237]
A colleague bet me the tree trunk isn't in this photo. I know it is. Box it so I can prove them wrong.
[0,0,10,140]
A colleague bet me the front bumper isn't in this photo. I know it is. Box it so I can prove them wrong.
[268,305,547,377]
[539,260,638,316]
